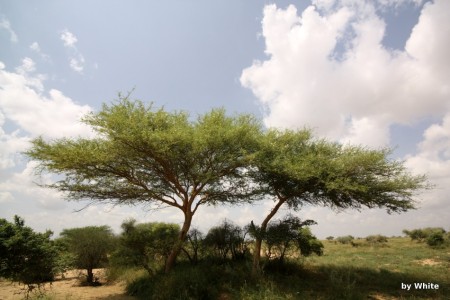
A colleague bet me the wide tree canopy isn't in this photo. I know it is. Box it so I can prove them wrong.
[26,96,428,274]
[26,96,262,272]
[249,128,429,272]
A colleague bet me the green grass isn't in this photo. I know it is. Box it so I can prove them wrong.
[122,237,449,299]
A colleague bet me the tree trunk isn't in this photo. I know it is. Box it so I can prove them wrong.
[87,268,94,284]
[252,197,286,274]
[252,237,263,274]
[165,210,192,273]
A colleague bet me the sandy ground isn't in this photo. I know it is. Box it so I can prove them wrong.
[0,269,136,300]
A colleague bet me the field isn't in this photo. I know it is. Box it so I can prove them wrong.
[124,237,450,300]
[0,237,448,299]
[0,269,134,300]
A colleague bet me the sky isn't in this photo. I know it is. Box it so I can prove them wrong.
[1,0,449,239]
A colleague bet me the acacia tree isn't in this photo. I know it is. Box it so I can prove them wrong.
[250,129,428,273]
[26,97,261,273]
[59,226,115,284]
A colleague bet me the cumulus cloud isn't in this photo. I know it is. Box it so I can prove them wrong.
[60,29,85,74]
[241,0,450,148]
[0,59,95,221]
[0,60,93,139]
[0,17,18,43]
[0,161,67,210]
[405,113,450,210]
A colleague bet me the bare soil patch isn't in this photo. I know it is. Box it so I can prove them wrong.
[0,269,136,300]
[414,258,441,266]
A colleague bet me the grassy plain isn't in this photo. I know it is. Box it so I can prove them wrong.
[1,237,448,299]
[124,237,449,299]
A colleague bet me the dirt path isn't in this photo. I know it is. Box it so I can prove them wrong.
[0,269,136,300]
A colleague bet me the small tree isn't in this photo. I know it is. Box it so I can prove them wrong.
[114,219,179,275]
[204,220,247,260]
[182,228,204,264]
[402,229,427,242]
[0,216,57,297]
[326,236,334,241]
[59,226,114,284]
[249,216,321,263]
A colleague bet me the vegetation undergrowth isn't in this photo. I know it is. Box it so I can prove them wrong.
[122,237,449,300]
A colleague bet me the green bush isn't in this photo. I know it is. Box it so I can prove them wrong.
[403,227,446,243]
[111,219,180,275]
[126,263,222,299]
[366,234,388,246]
[204,220,247,261]
[0,216,57,297]
[426,232,445,247]
[336,235,354,244]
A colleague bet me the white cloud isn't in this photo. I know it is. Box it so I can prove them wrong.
[60,29,86,74]
[0,17,18,43]
[0,161,67,210]
[313,0,424,11]
[0,60,93,139]
[15,57,36,74]
[241,0,450,148]
[404,113,450,210]
[0,192,13,203]
[70,56,85,73]
[29,42,51,61]
[0,59,95,221]
[60,29,78,48]
[30,42,40,52]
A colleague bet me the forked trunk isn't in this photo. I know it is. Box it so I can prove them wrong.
[165,210,192,273]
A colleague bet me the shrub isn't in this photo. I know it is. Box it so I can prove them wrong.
[204,220,247,261]
[403,227,446,243]
[366,234,388,246]
[111,219,179,275]
[297,227,324,256]
[0,216,57,297]
[336,235,354,244]
[126,263,221,299]
[426,232,445,247]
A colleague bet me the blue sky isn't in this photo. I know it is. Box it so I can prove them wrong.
[1,0,449,238]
